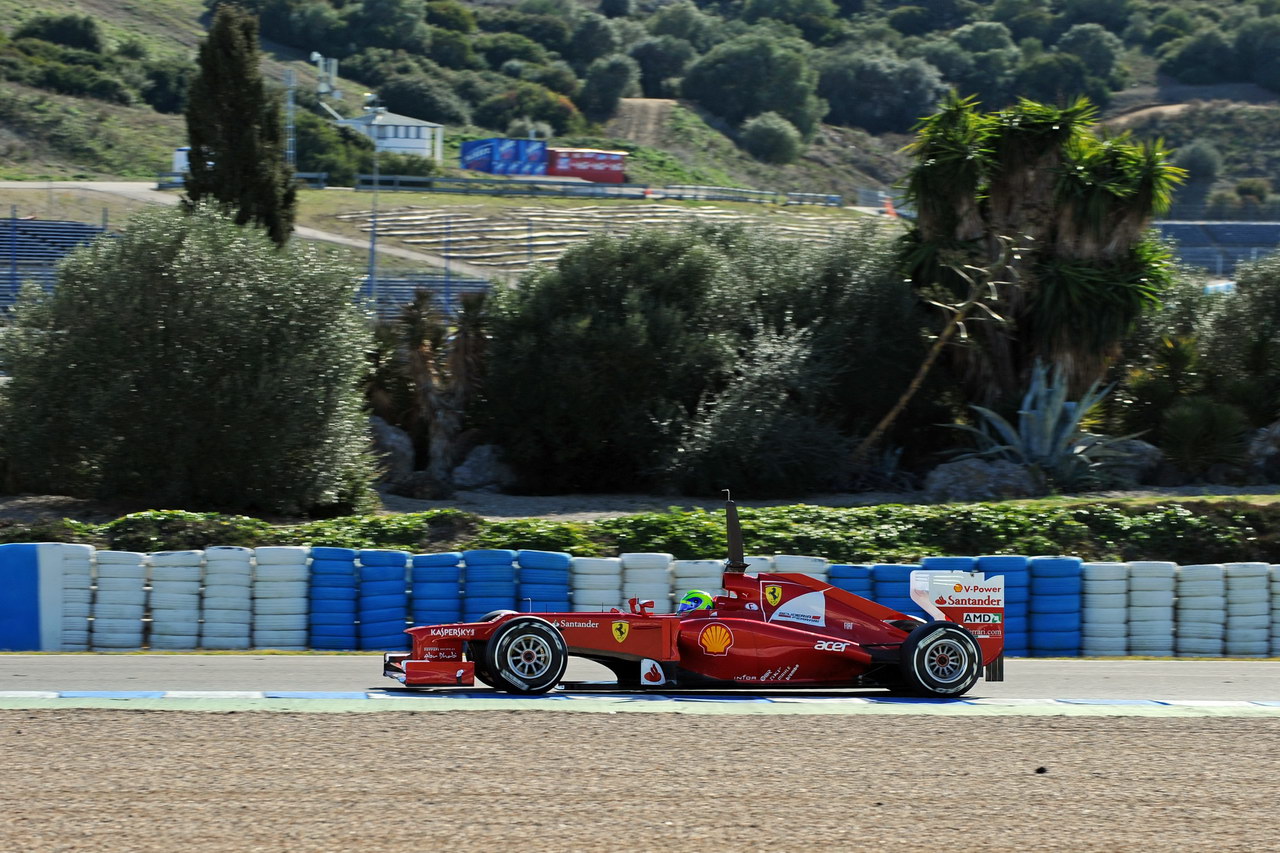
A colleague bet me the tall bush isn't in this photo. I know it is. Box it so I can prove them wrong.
[0,206,377,516]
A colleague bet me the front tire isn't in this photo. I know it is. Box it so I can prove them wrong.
[483,617,568,694]
[898,621,982,698]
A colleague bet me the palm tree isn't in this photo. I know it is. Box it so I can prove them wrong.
[899,94,1184,402]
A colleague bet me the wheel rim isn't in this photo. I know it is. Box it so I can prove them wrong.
[505,633,553,680]
[921,636,969,684]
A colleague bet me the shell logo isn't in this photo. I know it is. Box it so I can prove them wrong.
[698,622,734,656]
[953,583,964,592]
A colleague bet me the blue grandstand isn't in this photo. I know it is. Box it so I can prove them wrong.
[1157,221,1280,276]
[1,219,107,307]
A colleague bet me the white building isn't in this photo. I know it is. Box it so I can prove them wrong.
[337,108,444,163]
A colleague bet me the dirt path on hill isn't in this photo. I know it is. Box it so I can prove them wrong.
[1,709,1275,852]
[605,98,676,148]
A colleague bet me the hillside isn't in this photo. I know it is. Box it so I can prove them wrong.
[2,0,1280,202]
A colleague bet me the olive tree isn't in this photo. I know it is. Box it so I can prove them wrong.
[0,206,377,516]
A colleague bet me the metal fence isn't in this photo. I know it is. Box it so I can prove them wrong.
[156,172,329,190]
[359,274,491,320]
[353,174,844,207]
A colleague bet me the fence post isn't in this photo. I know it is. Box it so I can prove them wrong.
[9,205,16,295]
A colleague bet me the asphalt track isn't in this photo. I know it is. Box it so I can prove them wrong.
[3,655,1280,716]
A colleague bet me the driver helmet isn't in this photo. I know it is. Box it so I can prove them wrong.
[677,589,714,615]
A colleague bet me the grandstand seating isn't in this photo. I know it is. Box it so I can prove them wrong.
[1157,220,1280,277]
[0,220,107,308]
[360,275,490,319]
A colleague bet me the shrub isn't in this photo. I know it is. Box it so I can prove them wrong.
[14,14,104,53]
[1159,397,1250,479]
[574,54,639,119]
[100,511,274,551]
[378,73,471,125]
[739,112,802,164]
[0,206,378,517]
[1174,140,1223,183]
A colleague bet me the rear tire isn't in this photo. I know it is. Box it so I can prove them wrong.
[898,621,982,698]
[483,617,567,694]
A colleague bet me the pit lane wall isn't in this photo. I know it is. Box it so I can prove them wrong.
[0,545,1276,657]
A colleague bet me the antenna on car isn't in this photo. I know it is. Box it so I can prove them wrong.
[723,489,748,573]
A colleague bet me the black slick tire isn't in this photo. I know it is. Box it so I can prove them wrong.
[898,621,982,698]
[483,616,568,694]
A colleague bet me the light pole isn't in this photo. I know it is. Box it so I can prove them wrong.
[365,93,381,317]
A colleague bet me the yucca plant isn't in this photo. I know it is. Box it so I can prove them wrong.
[949,361,1136,490]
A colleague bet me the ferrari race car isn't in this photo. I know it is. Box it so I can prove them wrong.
[384,499,1006,698]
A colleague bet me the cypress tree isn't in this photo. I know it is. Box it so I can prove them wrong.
[184,4,296,246]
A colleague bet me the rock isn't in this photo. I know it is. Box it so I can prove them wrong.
[923,458,1042,503]
[387,471,453,500]
[369,416,415,485]
[451,444,516,491]
[1097,438,1163,486]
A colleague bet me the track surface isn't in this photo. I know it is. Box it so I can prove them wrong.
[4,654,1280,700]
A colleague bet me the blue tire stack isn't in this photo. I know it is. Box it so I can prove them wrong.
[358,549,410,651]
[463,549,518,621]
[979,555,1029,657]
[1029,555,1083,657]
[516,550,572,612]
[410,552,463,626]
[308,546,358,651]
[828,564,872,599]
[872,564,926,619]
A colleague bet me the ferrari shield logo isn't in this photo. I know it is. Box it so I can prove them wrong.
[612,621,630,643]
[764,585,783,607]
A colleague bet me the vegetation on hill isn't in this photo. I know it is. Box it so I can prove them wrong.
[5,0,1280,187]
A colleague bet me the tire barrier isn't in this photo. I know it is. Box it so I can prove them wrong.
[202,547,252,650]
[1224,562,1270,657]
[518,550,573,613]
[358,550,410,651]
[462,549,518,622]
[310,546,358,651]
[1271,565,1280,657]
[979,556,1028,657]
[254,547,309,651]
[1081,562,1127,657]
[1128,561,1176,657]
[1176,564,1226,657]
[60,544,94,651]
[673,558,731,605]
[149,550,203,651]
[872,563,928,621]
[828,564,872,599]
[93,550,147,650]
[1029,556,1082,657]
[571,556,623,613]
[3,545,1278,657]
[411,552,463,627]
[621,552,673,614]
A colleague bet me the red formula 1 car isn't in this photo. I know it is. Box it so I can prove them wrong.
[384,500,1006,698]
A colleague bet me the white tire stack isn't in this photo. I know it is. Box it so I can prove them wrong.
[202,546,253,650]
[620,553,674,614]
[253,546,310,649]
[1127,561,1176,657]
[1175,564,1226,657]
[744,556,773,572]
[1223,562,1270,657]
[672,559,726,601]
[1271,566,1280,657]
[92,551,146,650]
[570,557,623,612]
[60,544,94,650]
[1081,562,1127,656]
[148,551,203,650]
[773,554,829,581]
